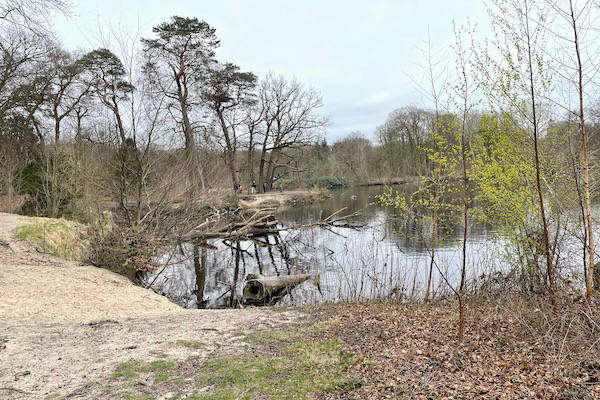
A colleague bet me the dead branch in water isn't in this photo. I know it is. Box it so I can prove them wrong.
[179,207,365,242]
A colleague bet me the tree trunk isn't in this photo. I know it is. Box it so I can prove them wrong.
[425,203,437,302]
[247,131,255,193]
[458,203,467,341]
[194,243,207,309]
[54,116,61,144]
[567,129,588,287]
[458,130,468,341]
[112,97,127,145]
[254,243,263,274]
[266,148,282,189]
[216,109,239,189]
[75,111,83,142]
[258,156,266,192]
[230,241,241,307]
[525,7,556,308]
[569,0,595,300]
[175,74,206,193]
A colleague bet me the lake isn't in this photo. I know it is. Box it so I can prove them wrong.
[149,185,525,308]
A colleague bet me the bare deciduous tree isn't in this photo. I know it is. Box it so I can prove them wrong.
[545,0,596,300]
[256,74,326,192]
[44,48,90,143]
[0,0,70,36]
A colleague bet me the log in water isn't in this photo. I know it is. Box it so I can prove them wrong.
[243,274,311,306]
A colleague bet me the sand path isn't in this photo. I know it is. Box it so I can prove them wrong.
[0,213,299,399]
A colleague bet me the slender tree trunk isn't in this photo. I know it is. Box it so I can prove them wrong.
[216,109,239,189]
[458,122,468,341]
[258,129,270,192]
[258,157,266,192]
[180,105,195,151]
[455,27,470,341]
[175,76,206,193]
[135,153,144,225]
[425,37,442,304]
[254,243,263,274]
[230,241,241,307]
[5,172,14,202]
[112,98,127,145]
[247,134,255,193]
[569,0,595,300]
[54,115,61,144]
[567,127,588,289]
[459,202,467,340]
[75,112,83,142]
[194,243,207,309]
[425,203,437,302]
[266,147,282,188]
[267,154,275,188]
[525,8,556,307]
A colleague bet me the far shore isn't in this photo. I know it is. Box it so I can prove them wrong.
[237,189,328,211]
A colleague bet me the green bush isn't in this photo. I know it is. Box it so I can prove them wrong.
[307,175,347,189]
[18,149,84,219]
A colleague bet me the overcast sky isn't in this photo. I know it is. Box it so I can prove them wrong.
[54,0,488,142]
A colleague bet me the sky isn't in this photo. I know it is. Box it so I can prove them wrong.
[53,0,489,142]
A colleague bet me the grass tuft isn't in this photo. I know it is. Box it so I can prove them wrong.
[113,359,176,382]
[17,217,87,260]
[113,361,144,379]
[175,339,206,349]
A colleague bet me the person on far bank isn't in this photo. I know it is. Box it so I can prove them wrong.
[251,180,257,194]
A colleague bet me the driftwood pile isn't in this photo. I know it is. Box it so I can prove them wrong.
[182,206,363,243]
[182,208,280,241]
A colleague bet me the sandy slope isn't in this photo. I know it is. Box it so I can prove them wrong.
[0,213,299,399]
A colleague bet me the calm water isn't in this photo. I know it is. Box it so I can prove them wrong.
[149,186,516,308]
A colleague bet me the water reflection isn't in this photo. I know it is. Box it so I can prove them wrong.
[149,186,506,308]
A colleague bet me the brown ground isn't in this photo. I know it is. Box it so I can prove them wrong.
[0,213,300,399]
[320,301,600,400]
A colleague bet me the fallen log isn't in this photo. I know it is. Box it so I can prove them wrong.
[180,207,363,243]
[243,273,311,306]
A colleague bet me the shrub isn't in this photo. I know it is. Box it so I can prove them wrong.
[85,211,160,283]
[307,176,347,189]
[18,149,85,219]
